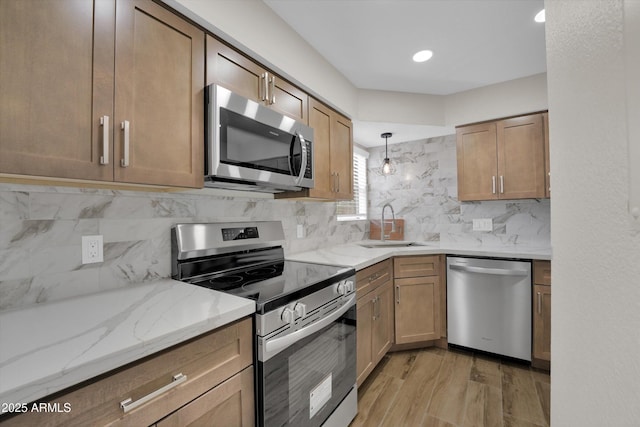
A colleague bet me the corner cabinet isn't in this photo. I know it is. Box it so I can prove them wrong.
[356,259,394,386]
[206,36,308,124]
[0,0,204,188]
[456,113,547,201]
[533,260,552,370]
[393,256,441,344]
[1,318,254,427]
[276,98,353,201]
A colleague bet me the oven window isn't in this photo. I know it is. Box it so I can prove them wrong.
[220,107,300,175]
[259,306,356,427]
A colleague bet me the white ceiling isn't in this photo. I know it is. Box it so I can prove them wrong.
[263,0,547,146]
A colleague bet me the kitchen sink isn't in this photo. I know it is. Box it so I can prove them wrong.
[357,241,426,248]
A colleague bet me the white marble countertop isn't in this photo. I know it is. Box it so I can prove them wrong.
[0,279,255,405]
[288,241,552,270]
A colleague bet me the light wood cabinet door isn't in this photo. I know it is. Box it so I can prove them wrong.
[533,284,551,363]
[356,293,375,387]
[276,99,353,201]
[0,0,115,181]
[206,36,307,124]
[543,112,551,198]
[114,0,204,188]
[331,112,354,200]
[372,281,394,363]
[394,276,440,344]
[206,35,264,103]
[496,114,546,199]
[156,366,254,427]
[456,122,499,201]
[306,98,334,199]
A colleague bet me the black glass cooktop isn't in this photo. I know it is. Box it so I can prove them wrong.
[189,260,354,314]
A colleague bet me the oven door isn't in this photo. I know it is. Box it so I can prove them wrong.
[257,298,356,427]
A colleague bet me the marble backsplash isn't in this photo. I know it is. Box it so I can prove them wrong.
[0,183,366,310]
[367,134,551,248]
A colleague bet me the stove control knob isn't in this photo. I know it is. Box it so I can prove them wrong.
[281,307,296,325]
[337,280,353,296]
[294,302,307,318]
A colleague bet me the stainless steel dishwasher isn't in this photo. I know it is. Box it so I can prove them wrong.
[447,256,532,361]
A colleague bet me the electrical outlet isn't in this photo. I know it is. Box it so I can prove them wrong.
[472,218,493,232]
[296,224,305,238]
[82,235,104,264]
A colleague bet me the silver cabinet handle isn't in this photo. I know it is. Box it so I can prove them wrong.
[260,73,267,101]
[331,172,337,192]
[120,373,187,413]
[121,120,130,167]
[99,116,109,165]
[492,176,496,194]
[449,264,529,277]
[264,295,355,359]
[269,74,275,104]
[537,292,542,314]
[500,175,505,194]
[396,285,400,304]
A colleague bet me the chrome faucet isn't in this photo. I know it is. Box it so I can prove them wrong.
[381,203,396,242]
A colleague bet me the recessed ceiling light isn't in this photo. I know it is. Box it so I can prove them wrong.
[535,9,545,23]
[412,50,433,63]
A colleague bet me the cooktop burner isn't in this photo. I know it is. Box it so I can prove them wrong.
[189,260,353,313]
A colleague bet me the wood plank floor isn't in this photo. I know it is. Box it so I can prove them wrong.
[350,347,550,427]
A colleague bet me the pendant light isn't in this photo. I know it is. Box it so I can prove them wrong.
[379,132,396,175]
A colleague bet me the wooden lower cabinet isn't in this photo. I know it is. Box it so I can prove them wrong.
[394,276,440,344]
[0,318,253,427]
[155,366,254,427]
[393,256,441,345]
[356,261,394,386]
[533,260,552,369]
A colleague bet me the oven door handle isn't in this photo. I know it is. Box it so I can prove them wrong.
[264,295,355,359]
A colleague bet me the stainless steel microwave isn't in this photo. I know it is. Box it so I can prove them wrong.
[205,84,314,192]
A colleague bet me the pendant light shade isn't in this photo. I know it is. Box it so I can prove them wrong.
[379,132,396,176]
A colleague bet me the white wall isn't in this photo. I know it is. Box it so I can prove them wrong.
[444,73,548,126]
[546,1,640,425]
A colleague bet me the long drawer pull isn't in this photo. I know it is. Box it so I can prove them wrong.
[99,116,109,165]
[121,120,130,167]
[537,292,542,315]
[120,373,187,413]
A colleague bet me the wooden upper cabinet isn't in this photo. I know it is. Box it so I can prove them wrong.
[456,122,499,201]
[496,114,546,199]
[331,112,354,200]
[456,112,547,201]
[206,35,307,124]
[276,98,353,201]
[114,0,204,188]
[0,0,204,188]
[0,0,115,181]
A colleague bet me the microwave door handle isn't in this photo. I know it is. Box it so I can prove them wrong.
[293,133,308,185]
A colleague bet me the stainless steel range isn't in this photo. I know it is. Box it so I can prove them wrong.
[171,221,357,427]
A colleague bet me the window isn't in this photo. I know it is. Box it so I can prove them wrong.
[337,147,368,221]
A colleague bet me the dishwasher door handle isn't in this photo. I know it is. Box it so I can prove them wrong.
[449,264,529,277]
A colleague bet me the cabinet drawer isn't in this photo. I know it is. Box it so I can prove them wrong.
[534,260,552,286]
[2,317,252,427]
[394,256,440,278]
[156,366,254,427]
[356,259,392,298]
